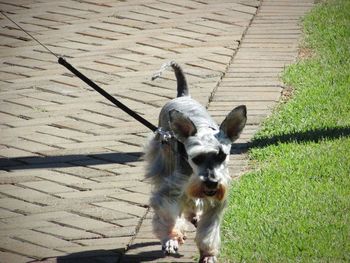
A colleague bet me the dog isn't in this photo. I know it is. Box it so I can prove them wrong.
[144,61,247,263]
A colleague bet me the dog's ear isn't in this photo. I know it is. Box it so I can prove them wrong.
[220,105,247,142]
[169,109,197,141]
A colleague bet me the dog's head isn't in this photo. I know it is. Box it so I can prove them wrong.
[169,105,247,199]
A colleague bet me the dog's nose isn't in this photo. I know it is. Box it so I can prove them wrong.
[204,179,218,189]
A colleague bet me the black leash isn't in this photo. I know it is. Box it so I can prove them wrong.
[57,58,157,132]
[1,10,158,132]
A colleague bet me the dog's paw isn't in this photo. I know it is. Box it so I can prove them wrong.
[162,239,179,255]
[199,256,217,263]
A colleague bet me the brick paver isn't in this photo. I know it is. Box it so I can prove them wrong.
[0,0,312,262]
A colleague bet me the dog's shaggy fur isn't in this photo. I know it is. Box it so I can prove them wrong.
[145,61,247,263]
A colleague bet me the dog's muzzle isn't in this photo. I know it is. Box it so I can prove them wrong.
[187,176,226,200]
[203,178,219,196]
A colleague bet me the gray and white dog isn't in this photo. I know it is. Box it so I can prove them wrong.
[145,61,247,263]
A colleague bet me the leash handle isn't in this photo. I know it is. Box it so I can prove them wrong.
[58,57,158,132]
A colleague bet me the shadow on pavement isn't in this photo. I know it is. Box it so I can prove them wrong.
[55,249,122,263]
[48,242,182,263]
[0,152,143,171]
[121,241,184,262]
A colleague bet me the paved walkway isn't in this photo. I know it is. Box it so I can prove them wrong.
[0,0,312,262]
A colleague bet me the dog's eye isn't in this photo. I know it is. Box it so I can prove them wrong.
[192,154,206,165]
[215,150,227,163]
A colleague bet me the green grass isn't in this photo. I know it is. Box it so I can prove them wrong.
[221,0,350,262]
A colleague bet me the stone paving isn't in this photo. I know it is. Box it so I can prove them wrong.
[0,0,313,262]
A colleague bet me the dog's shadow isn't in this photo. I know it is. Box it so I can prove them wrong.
[54,241,185,263]
[54,249,121,263]
[122,241,185,262]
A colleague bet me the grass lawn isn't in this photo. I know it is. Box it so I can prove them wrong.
[221,0,350,262]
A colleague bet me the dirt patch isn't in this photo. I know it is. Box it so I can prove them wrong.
[298,46,314,60]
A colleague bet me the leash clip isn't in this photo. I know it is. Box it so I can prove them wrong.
[155,128,173,144]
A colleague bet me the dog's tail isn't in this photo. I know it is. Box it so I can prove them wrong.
[152,61,189,97]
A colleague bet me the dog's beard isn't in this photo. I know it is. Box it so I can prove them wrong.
[186,179,226,200]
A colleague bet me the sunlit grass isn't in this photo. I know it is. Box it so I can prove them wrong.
[221,0,350,261]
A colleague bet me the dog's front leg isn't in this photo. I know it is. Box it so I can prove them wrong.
[150,192,185,254]
[195,201,226,263]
